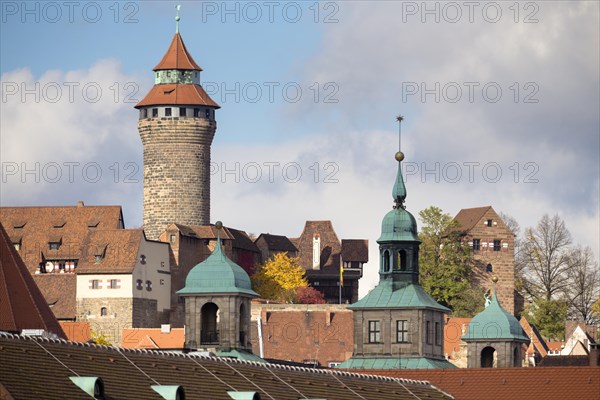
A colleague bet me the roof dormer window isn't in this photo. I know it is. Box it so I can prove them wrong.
[13,221,26,229]
[53,221,66,228]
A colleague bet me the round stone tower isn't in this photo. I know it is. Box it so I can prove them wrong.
[135,31,220,240]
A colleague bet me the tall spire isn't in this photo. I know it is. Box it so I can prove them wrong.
[393,115,407,209]
[175,4,181,33]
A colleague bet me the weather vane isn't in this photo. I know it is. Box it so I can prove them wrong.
[175,4,181,33]
[395,115,405,162]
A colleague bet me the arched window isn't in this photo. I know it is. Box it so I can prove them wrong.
[100,307,107,317]
[513,345,520,367]
[239,303,247,346]
[201,303,219,345]
[383,250,390,272]
[481,346,496,368]
[398,250,407,271]
[486,263,493,272]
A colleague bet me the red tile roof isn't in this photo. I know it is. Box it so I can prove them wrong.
[0,205,124,273]
[294,221,342,271]
[444,318,471,358]
[121,327,185,349]
[77,229,144,274]
[365,366,600,400]
[341,239,369,262]
[153,33,203,71]
[33,274,77,319]
[0,223,66,338]
[59,321,91,342]
[452,206,492,232]
[520,316,549,357]
[135,83,220,108]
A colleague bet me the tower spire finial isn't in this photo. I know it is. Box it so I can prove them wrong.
[175,4,181,33]
[393,115,407,209]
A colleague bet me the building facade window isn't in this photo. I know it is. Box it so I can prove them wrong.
[486,263,493,272]
[486,219,493,227]
[165,107,172,117]
[435,322,441,345]
[136,279,143,290]
[91,280,100,289]
[397,320,409,343]
[493,240,501,251]
[100,307,107,316]
[160,279,165,285]
[109,279,118,289]
[152,108,158,117]
[193,108,200,117]
[205,108,210,118]
[179,107,186,117]
[49,242,60,251]
[368,320,381,343]
[95,255,102,263]
[146,280,152,291]
[472,239,481,251]
[426,321,432,344]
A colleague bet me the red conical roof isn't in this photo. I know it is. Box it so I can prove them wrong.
[0,222,66,338]
[153,33,203,71]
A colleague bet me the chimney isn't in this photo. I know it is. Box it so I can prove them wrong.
[312,234,320,270]
[590,343,600,367]
[77,201,85,207]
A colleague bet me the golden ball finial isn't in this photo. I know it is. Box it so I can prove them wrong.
[215,221,223,230]
[395,151,405,162]
[492,276,498,284]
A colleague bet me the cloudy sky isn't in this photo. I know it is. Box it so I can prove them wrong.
[1,1,598,296]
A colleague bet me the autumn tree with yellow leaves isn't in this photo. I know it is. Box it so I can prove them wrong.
[251,253,308,303]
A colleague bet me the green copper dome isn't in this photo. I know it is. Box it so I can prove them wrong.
[378,207,420,242]
[462,288,529,343]
[178,225,258,297]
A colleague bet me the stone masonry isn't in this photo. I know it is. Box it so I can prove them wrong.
[458,207,517,315]
[139,117,216,240]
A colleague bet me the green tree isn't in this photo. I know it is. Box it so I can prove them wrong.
[90,329,112,346]
[526,298,568,341]
[251,252,308,303]
[418,206,477,314]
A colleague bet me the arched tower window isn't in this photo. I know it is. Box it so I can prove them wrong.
[513,345,520,367]
[481,346,496,368]
[201,302,219,345]
[239,303,247,346]
[100,307,107,317]
[398,250,407,271]
[383,250,390,272]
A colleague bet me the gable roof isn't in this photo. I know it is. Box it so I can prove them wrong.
[365,366,600,400]
[0,205,124,273]
[227,227,260,253]
[452,206,493,232]
[294,221,342,271]
[77,229,145,274]
[33,274,77,320]
[520,316,549,357]
[341,239,369,262]
[255,233,298,253]
[153,33,202,71]
[0,333,453,400]
[0,223,66,338]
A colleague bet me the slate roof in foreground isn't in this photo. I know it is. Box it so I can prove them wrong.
[0,333,453,400]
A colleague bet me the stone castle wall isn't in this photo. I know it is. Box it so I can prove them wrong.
[139,117,216,240]
[77,297,159,344]
[464,208,516,315]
